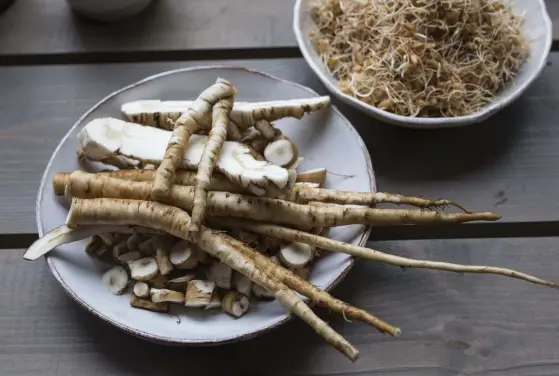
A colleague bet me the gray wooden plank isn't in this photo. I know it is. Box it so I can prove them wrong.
[0,0,296,58]
[0,0,558,59]
[2,57,559,234]
[3,237,559,375]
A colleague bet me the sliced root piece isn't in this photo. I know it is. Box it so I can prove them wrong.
[170,240,199,269]
[138,238,155,256]
[184,280,215,307]
[102,266,129,295]
[205,291,222,310]
[252,283,275,300]
[133,281,150,298]
[118,251,142,263]
[279,242,314,268]
[130,294,169,313]
[85,236,108,257]
[128,257,159,281]
[126,234,142,251]
[296,168,327,187]
[112,241,128,259]
[232,271,253,297]
[222,291,250,317]
[150,288,185,304]
[168,274,197,291]
[76,118,293,197]
[156,248,174,275]
[99,233,115,246]
[264,138,298,167]
[205,262,232,289]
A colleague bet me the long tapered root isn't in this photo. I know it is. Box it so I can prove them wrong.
[65,197,359,361]
[190,96,234,231]
[62,172,500,229]
[213,219,559,290]
[152,78,237,199]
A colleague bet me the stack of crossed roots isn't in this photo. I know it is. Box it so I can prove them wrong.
[25,78,557,361]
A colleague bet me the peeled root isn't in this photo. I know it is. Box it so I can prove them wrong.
[217,219,559,290]
[296,168,327,186]
[65,197,358,361]
[77,118,293,197]
[63,172,500,228]
[190,96,233,231]
[153,79,237,199]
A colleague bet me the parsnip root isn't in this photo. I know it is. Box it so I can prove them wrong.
[153,78,237,199]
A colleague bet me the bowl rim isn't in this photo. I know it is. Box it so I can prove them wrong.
[35,65,376,345]
[293,0,553,128]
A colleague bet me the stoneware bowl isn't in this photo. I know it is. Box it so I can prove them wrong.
[293,0,552,129]
[36,66,375,345]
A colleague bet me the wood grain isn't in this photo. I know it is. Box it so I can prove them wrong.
[0,0,558,62]
[3,237,559,375]
[2,57,559,234]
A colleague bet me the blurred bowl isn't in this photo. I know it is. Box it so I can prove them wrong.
[66,0,154,22]
[293,0,552,129]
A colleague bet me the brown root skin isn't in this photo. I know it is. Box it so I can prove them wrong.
[190,96,234,232]
[66,197,358,362]
[63,172,500,228]
[152,79,237,199]
[130,294,169,312]
[213,218,559,290]
[296,168,327,187]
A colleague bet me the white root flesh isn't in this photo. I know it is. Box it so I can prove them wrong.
[232,271,253,297]
[296,168,327,187]
[205,262,232,289]
[23,224,157,261]
[150,288,185,304]
[118,251,142,263]
[168,274,196,291]
[156,249,174,275]
[184,280,215,307]
[205,291,222,310]
[128,257,159,281]
[77,117,292,196]
[102,266,129,295]
[169,240,199,269]
[121,96,331,129]
[264,138,297,167]
[222,291,250,317]
[133,281,150,298]
[279,242,314,268]
[130,294,169,312]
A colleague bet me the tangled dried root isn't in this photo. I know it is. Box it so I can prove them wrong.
[309,0,530,117]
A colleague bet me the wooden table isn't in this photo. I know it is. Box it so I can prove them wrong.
[2,1,559,375]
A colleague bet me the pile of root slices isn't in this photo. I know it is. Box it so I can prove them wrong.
[25,78,559,362]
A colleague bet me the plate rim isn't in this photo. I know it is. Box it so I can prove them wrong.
[35,65,376,345]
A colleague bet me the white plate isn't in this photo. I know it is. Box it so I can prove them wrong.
[293,0,552,128]
[36,66,376,345]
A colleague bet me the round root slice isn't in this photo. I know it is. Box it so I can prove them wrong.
[102,266,129,295]
[222,291,250,318]
[232,271,253,297]
[86,236,108,257]
[205,262,232,289]
[99,233,115,246]
[150,288,185,304]
[185,280,215,307]
[170,240,199,269]
[138,238,155,256]
[128,257,159,281]
[133,281,150,298]
[263,139,297,167]
[278,242,314,269]
[126,234,142,251]
[205,291,222,310]
[252,283,275,300]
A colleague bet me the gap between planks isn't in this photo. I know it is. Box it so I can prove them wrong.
[3,221,559,249]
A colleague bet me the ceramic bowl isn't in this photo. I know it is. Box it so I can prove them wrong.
[36,66,375,345]
[293,0,552,129]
